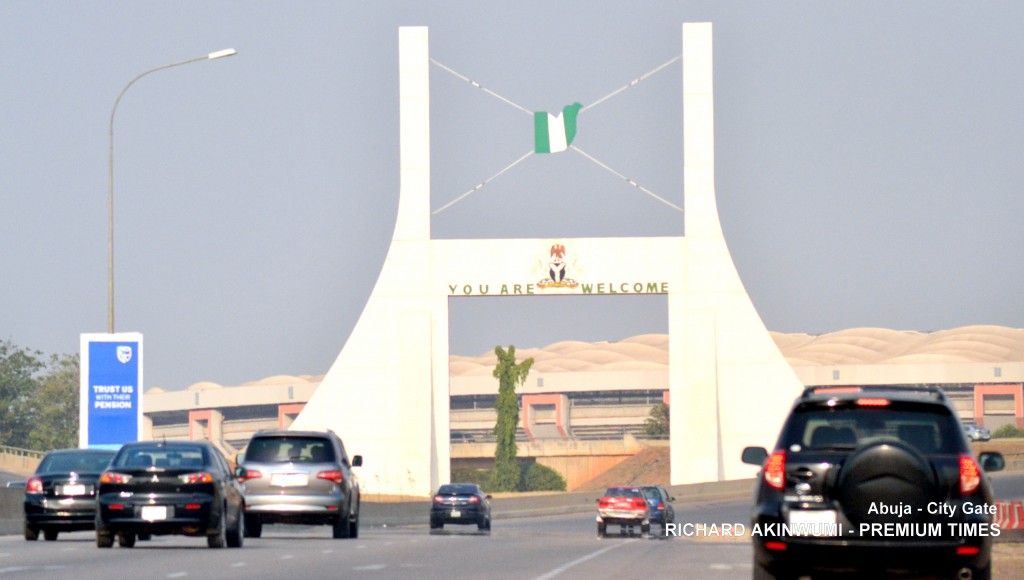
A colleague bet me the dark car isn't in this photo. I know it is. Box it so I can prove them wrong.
[23,448,116,541]
[430,483,492,532]
[596,486,651,538]
[640,485,675,531]
[95,440,245,548]
[742,385,1005,580]
[237,430,362,539]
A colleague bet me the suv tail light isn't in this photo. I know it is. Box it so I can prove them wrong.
[26,477,43,494]
[764,451,786,490]
[959,455,981,495]
[239,469,262,482]
[317,470,344,484]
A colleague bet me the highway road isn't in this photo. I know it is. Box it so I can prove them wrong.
[2,473,1021,580]
[0,500,753,580]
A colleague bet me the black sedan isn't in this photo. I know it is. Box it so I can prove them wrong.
[430,483,492,532]
[24,448,117,541]
[95,441,245,548]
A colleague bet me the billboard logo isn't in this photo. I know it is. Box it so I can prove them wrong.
[116,345,133,364]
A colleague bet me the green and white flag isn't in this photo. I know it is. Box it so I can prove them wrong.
[534,102,582,154]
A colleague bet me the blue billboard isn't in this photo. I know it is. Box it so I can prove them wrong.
[79,333,143,448]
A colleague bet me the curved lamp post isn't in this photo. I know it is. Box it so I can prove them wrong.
[107,48,236,333]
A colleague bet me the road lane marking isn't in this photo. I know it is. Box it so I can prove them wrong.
[281,555,294,560]
[167,573,187,578]
[532,541,630,580]
[354,565,387,571]
[321,549,334,554]
[230,562,246,568]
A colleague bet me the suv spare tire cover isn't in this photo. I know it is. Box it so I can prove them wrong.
[834,441,938,525]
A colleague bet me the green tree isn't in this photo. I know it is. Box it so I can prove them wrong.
[0,339,44,447]
[644,402,670,439]
[490,345,533,492]
[24,353,80,450]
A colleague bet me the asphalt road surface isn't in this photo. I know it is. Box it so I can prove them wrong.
[2,473,1021,580]
[0,500,753,580]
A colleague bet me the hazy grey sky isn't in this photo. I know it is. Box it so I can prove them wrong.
[3,2,1022,390]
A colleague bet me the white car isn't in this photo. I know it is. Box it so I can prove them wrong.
[963,423,991,442]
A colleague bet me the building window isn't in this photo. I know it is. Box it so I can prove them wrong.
[994,367,1002,378]
[537,377,544,388]
[832,370,840,381]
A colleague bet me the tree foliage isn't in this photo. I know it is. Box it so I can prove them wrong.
[0,340,79,450]
[644,402,670,439]
[489,345,533,492]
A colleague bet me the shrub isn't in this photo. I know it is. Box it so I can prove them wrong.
[992,424,1024,438]
[520,462,567,492]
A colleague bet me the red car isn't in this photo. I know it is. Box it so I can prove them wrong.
[596,486,651,538]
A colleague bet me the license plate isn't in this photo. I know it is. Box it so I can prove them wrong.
[61,484,86,496]
[450,510,461,518]
[787,509,838,536]
[141,506,168,521]
[271,473,309,487]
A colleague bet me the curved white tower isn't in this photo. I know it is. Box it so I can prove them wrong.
[291,24,803,496]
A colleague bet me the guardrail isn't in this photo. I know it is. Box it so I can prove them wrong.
[0,445,44,477]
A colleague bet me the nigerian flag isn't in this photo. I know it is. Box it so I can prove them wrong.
[534,102,582,154]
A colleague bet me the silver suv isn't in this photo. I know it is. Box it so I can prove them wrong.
[237,430,362,539]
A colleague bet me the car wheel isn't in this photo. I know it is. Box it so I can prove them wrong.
[43,529,59,541]
[244,516,262,538]
[641,523,650,537]
[969,564,992,580]
[96,530,114,549]
[227,507,244,548]
[332,514,351,539]
[597,522,606,539]
[208,506,227,548]
[118,532,136,548]
[138,533,152,541]
[348,509,359,539]
[429,518,442,530]
[24,523,38,541]
[753,563,791,580]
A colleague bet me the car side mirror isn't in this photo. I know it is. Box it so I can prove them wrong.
[669,496,676,502]
[236,453,245,465]
[978,452,1005,473]
[352,455,363,467]
[234,467,247,480]
[742,446,769,466]
[485,494,492,500]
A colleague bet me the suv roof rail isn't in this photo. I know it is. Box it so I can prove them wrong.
[801,384,948,401]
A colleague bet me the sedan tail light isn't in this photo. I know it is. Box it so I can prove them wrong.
[764,451,786,491]
[317,470,344,484]
[100,472,133,484]
[598,497,613,509]
[631,498,647,510]
[26,477,43,494]
[433,495,445,504]
[469,496,480,504]
[959,455,981,495]
[178,472,214,484]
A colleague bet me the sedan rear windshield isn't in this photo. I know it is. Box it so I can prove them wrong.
[604,487,643,498]
[112,446,207,470]
[245,437,336,464]
[39,452,115,474]
[437,484,479,495]
[783,405,964,454]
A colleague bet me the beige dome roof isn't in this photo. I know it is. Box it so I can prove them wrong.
[450,326,1024,376]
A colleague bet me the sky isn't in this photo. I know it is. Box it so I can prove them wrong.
[3,1,1023,391]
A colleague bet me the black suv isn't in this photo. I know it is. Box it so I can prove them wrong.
[237,430,362,538]
[742,386,1005,580]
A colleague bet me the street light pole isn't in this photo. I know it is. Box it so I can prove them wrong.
[107,48,236,333]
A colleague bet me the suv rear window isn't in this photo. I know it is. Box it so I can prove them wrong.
[246,437,336,464]
[783,405,964,454]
